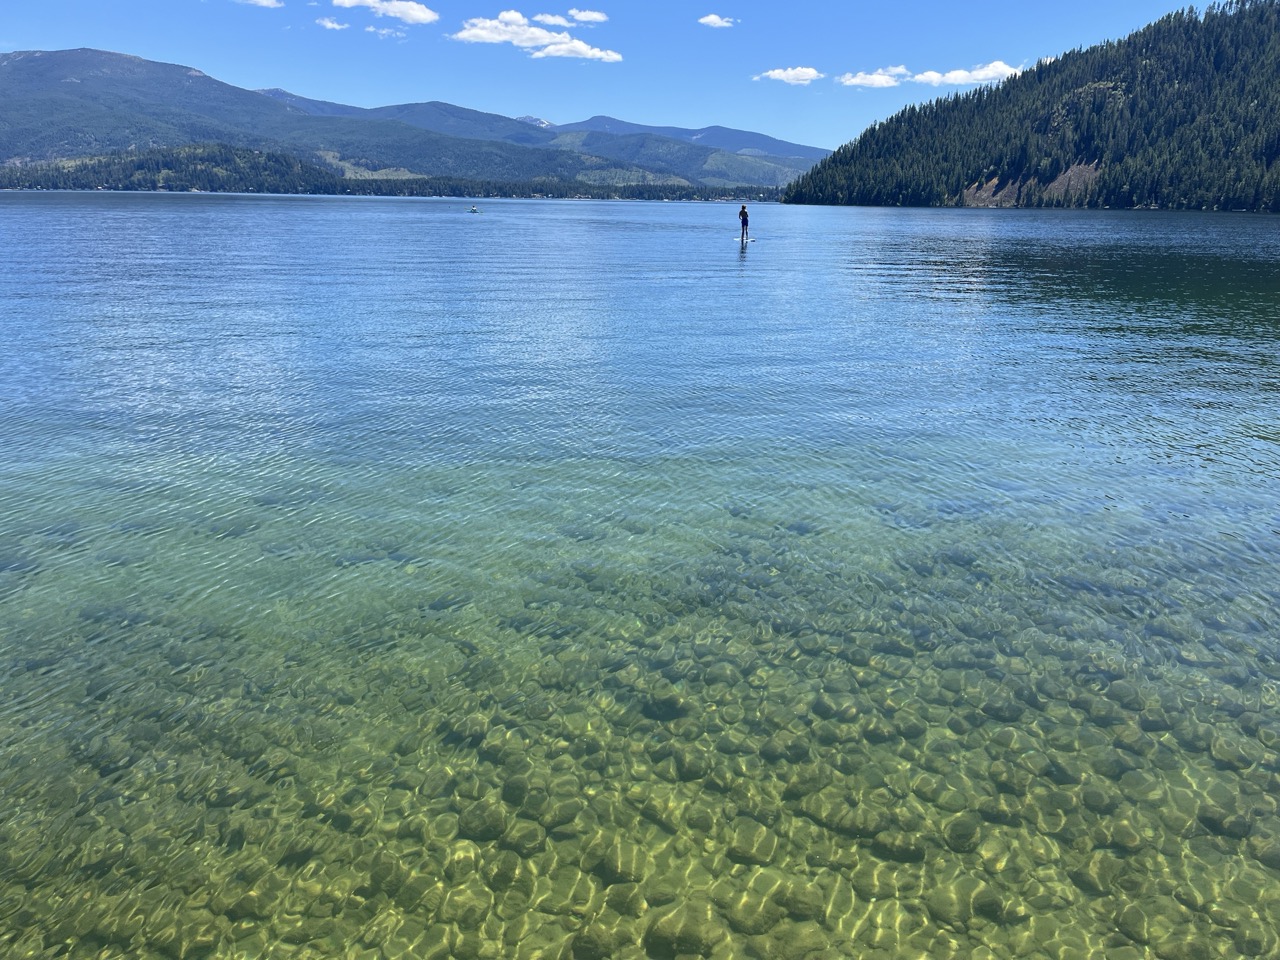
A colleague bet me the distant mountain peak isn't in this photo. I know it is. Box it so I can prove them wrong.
[517,116,555,129]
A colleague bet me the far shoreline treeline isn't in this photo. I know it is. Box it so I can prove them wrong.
[0,144,779,203]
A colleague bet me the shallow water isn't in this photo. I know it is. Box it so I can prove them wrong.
[2,192,1280,959]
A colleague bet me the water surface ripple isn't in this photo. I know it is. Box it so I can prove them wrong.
[3,193,1280,960]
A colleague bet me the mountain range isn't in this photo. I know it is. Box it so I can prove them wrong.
[0,48,827,191]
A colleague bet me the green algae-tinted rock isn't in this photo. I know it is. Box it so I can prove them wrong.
[1234,919,1280,956]
[458,797,509,842]
[369,849,409,897]
[1211,732,1263,771]
[860,715,899,744]
[606,882,647,918]
[635,790,683,834]
[1081,782,1121,815]
[1197,803,1251,840]
[727,816,780,865]
[482,848,523,891]
[718,885,787,935]
[686,805,715,833]
[760,733,810,764]
[643,900,725,958]
[571,922,618,960]
[501,819,546,857]
[972,793,1024,829]
[226,889,275,922]
[452,712,491,744]
[1113,723,1158,757]
[1173,719,1213,754]
[754,919,833,960]
[501,774,531,807]
[598,839,650,885]
[643,680,690,721]
[541,797,586,833]
[479,726,528,765]
[1115,897,1184,945]
[673,744,712,781]
[811,692,858,722]
[981,695,1025,723]
[535,864,601,917]
[846,803,893,838]
[1247,832,1280,870]
[1092,817,1144,853]
[395,871,442,911]
[925,875,1001,928]
[448,927,485,960]
[987,759,1032,796]
[943,811,983,853]
[780,762,832,800]
[715,730,755,755]
[445,840,483,882]
[796,787,858,835]
[1139,707,1175,732]
[870,829,926,863]
[1068,850,1127,896]
[778,879,826,922]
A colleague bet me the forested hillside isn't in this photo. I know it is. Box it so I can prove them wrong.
[784,0,1280,211]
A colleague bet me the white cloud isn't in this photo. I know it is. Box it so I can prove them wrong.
[332,0,439,25]
[698,14,734,28]
[836,65,908,88]
[452,10,621,61]
[533,13,572,25]
[533,37,616,59]
[569,8,607,22]
[837,60,1019,89]
[366,25,407,38]
[911,60,1019,86]
[754,66,824,86]
[317,16,349,28]
[236,0,285,7]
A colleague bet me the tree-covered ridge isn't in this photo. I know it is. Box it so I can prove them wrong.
[0,144,780,201]
[784,0,1280,211]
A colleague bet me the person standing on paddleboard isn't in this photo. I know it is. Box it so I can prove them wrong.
[739,204,749,241]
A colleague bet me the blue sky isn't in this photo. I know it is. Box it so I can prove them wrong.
[3,0,1192,149]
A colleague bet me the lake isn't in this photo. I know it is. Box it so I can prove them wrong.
[2,192,1280,960]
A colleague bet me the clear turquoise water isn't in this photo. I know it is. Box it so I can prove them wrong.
[2,192,1280,959]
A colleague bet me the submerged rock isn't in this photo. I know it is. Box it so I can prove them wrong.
[458,797,509,842]
[727,817,780,866]
[643,900,726,958]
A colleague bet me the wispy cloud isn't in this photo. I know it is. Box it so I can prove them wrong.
[837,60,1020,88]
[317,16,350,29]
[452,10,621,61]
[366,25,407,38]
[533,13,572,26]
[236,0,285,7]
[332,0,439,25]
[568,8,607,22]
[755,66,824,86]
[698,14,734,28]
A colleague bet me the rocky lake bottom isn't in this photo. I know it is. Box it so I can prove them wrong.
[3,471,1279,960]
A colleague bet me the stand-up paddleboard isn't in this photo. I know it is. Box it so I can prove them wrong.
[738,236,756,242]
